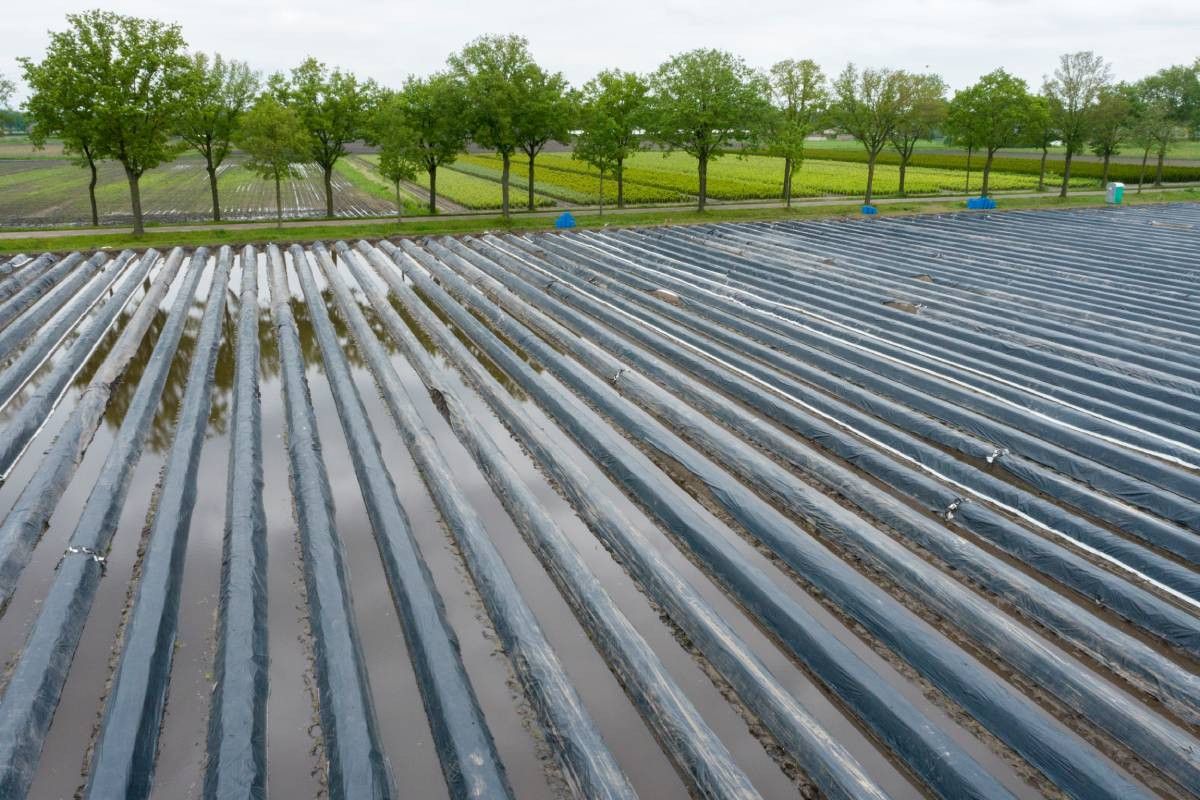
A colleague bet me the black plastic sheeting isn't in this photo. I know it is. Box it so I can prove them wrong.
[381,239,1017,800]
[705,222,1200,389]
[462,234,1200,723]
[0,249,179,607]
[205,245,269,800]
[291,242,515,799]
[569,230,1200,536]
[266,244,392,800]
[612,226,1200,455]
[0,250,131,370]
[498,232,1200,633]
[397,237,1169,800]
[0,249,149,476]
[319,242,637,800]
[85,247,232,799]
[0,249,207,799]
[339,241,787,800]
[0,252,92,331]
[0,253,56,305]
[0,254,33,279]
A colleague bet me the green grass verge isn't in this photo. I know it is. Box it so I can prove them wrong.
[1,188,1194,256]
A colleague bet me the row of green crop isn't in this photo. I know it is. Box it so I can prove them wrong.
[453,155,689,204]
[525,151,1088,199]
[800,148,1200,184]
[358,154,555,210]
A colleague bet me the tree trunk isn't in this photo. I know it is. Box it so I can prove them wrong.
[1059,151,1073,198]
[865,153,876,205]
[207,161,221,222]
[616,158,625,209]
[783,156,793,207]
[87,157,99,227]
[126,166,145,236]
[898,157,908,197]
[501,152,511,218]
[395,180,403,224]
[275,171,283,227]
[1038,147,1048,192]
[981,150,994,197]
[323,164,334,218]
[964,147,972,194]
[599,168,604,218]
[527,153,536,212]
[1139,147,1149,193]
[1100,153,1111,187]
[1154,145,1166,186]
[698,157,708,211]
[429,165,438,214]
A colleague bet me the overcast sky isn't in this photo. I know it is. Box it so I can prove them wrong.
[3,0,1197,100]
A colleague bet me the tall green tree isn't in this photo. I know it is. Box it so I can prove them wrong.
[448,35,536,218]
[1023,95,1056,192]
[1088,85,1132,186]
[21,10,192,234]
[575,70,648,208]
[645,49,771,211]
[889,72,946,196]
[271,58,375,218]
[178,54,258,222]
[1138,66,1197,183]
[20,36,104,225]
[946,69,1032,196]
[236,96,308,226]
[368,91,420,222]
[1127,94,1172,192]
[0,76,13,110]
[379,73,468,214]
[1043,51,1111,197]
[514,64,573,211]
[767,59,827,207]
[831,64,907,205]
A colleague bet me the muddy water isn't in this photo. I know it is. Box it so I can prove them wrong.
[0,240,1178,800]
[354,246,923,798]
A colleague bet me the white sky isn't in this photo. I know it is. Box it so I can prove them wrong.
[2,0,1197,101]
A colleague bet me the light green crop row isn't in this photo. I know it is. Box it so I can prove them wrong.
[359,154,554,210]
[454,154,688,204]
[529,151,1092,199]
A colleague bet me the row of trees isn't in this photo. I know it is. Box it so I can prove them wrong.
[14,11,1200,231]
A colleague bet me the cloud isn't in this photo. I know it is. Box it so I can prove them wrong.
[2,0,1196,101]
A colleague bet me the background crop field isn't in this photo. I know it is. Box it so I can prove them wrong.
[499,151,1091,201]
[0,152,392,226]
[803,147,1200,183]
[357,154,557,210]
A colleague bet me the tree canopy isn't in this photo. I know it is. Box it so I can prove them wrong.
[645,49,771,210]
[889,72,947,195]
[767,59,827,206]
[946,69,1032,195]
[270,57,376,217]
[236,96,309,226]
[22,10,193,233]
[511,64,573,211]
[448,34,536,217]
[1044,51,1111,196]
[178,53,259,221]
[374,74,468,214]
[575,69,649,209]
[831,64,908,204]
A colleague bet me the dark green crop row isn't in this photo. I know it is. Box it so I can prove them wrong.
[797,149,1200,184]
